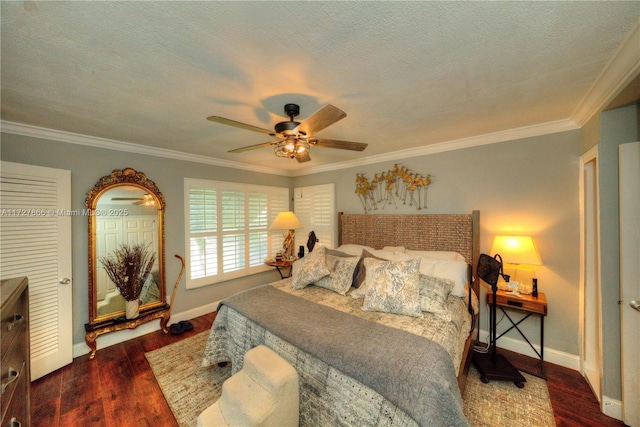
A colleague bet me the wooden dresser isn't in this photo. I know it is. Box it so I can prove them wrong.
[1,277,30,427]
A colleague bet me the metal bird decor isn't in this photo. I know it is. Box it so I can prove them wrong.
[355,164,432,213]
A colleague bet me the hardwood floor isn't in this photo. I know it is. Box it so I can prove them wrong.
[31,312,625,427]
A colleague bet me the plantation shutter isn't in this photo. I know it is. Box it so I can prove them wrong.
[294,183,335,251]
[185,179,288,288]
[0,161,73,380]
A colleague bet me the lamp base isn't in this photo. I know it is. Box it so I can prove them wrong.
[282,230,296,260]
[473,350,526,388]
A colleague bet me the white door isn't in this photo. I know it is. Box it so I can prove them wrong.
[0,161,73,380]
[619,141,640,427]
[579,147,602,402]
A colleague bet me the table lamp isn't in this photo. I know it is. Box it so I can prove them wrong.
[490,235,542,296]
[269,211,303,260]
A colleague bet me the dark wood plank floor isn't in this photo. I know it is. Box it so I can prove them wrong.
[31,312,625,427]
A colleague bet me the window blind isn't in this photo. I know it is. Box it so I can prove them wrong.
[294,183,335,251]
[185,179,288,288]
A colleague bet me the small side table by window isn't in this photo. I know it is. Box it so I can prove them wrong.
[487,289,548,378]
[265,258,297,279]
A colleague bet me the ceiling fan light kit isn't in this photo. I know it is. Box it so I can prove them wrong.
[207,103,368,163]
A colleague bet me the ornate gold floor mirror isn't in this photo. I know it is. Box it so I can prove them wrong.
[84,168,183,359]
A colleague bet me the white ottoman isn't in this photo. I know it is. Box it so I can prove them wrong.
[197,345,299,427]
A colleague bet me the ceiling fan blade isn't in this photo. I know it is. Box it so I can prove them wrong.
[312,138,368,151]
[111,197,144,201]
[207,116,276,136]
[296,151,311,163]
[295,105,346,136]
[228,140,279,153]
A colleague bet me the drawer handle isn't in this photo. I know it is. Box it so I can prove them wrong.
[1,368,19,394]
[9,417,22,427]
[7,314,23,331]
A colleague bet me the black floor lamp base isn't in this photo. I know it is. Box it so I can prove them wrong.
[473,351,526,388]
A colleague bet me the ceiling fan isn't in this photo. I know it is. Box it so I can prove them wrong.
[207,103,368,163]
[111,194,156,206]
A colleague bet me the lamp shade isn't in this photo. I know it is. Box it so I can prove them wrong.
[269,211,303,230]
[491,235,542,265]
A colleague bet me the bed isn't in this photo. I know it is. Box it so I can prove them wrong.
[202,211,480,427]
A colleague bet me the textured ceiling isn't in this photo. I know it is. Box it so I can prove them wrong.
[2,1,640,175]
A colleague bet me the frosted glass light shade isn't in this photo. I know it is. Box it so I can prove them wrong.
[491,235,542,265]
[269,211,303,230]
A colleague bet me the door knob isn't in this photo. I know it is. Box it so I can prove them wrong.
[631,300,640,312]
[59,278,71,285]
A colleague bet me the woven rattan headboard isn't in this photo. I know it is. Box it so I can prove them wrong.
[338,211,480,291]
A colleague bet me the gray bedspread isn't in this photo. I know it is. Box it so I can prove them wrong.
[213,284,468,427]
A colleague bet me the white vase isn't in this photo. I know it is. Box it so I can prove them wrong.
[125,299,139,319]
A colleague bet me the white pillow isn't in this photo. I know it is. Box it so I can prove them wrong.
[335,244,375,256]
[417,257,436,276]
[431,259,469,297]
[405,250,466,262]
[366,249,415,261]
[382,246,406,253]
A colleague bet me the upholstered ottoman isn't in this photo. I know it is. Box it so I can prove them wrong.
[197,345,299,427]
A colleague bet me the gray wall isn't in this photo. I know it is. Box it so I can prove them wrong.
[1,128,583,365]
[1,132,292,346]
[597,103,639,400]
[295,129,582,356]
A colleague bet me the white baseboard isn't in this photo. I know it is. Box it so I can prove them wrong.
[73,301,221,358]
[478,328,579,370]
[602,397,623,421]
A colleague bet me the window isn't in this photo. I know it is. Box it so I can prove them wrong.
[185,178,288,288]
[294,183,335,251]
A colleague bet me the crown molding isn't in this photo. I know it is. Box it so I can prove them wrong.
[571,18,640,126]
[292,118,580,176]
[2,117,579,178]
[0,121,293,177]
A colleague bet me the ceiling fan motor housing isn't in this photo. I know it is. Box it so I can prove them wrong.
[274,120,300,135]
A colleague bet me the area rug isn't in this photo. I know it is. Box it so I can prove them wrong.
[146,331,555,427]
[145,332,231,427]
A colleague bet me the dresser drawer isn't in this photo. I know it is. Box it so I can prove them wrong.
[0,290,27,358]
[0,360,25,424]
[1,361,28,427]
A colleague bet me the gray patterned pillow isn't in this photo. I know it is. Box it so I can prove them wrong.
[315,254,360,295]
[362,258,422,317]
[291,245,330,289]
[419,274,454,320]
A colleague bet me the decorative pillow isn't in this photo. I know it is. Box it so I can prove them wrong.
[362,258,422,317]
[431,259,469,297]
[405,250,466,262]
[351,249,386,294]
[314,254,360,295]
[325,248,352,258]
[419,275,454,320]
[291,246,330,289]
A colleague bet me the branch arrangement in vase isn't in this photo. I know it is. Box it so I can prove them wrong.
[99,242,156,302]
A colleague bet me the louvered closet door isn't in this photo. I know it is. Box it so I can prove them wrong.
[0,161,73,380]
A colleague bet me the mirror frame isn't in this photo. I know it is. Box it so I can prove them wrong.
[85,167,167,325]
